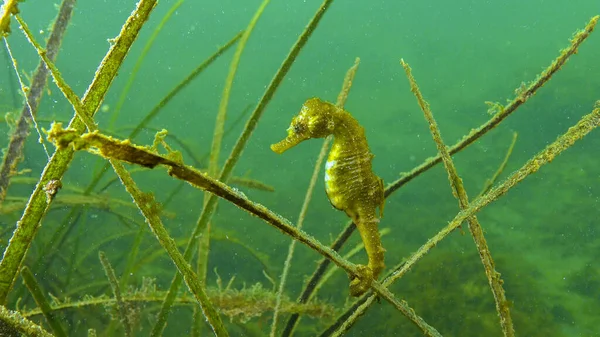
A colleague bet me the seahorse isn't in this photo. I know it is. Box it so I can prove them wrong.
[271,97,385,296]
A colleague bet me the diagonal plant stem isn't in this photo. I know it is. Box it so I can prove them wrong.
[0,0,157,304]
[323,102,600,336]
[0,0,76,205]
[283,16,599,332]
[150,0,336,335]
[401,59,514,336]
[32,31,242,280]
[271,57,360,337]
[47,124,442,337]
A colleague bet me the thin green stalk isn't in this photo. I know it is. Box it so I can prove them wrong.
[109,0,185,130]
[0,0,75,204]
[98,251,132,337]
[324,103,600,336]
[479,132,518,197]
[401,59,513,337]
[272,57,360,337]
[284,16,599,332]
[150,1,335,335]
[21,266,67,337]
[0,0,157,304]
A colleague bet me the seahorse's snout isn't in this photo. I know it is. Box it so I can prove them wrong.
[271,118,309,154]
[270,132,308,154]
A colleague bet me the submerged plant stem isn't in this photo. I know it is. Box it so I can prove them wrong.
[401,58,514,337]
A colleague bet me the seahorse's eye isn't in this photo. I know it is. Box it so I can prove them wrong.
[293,123,305,134]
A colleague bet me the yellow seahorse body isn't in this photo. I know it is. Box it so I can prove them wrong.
[271,97,385,296]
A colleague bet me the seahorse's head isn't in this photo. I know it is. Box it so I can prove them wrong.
[271,97,336,154]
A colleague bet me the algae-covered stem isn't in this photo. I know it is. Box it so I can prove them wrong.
[0,305,54,337]
[401,59,514,337]
[0,0,157,304]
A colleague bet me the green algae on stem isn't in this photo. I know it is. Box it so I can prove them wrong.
[0,0,157,304]
[401,59,514,337]
[323,103,600,336]
[285,16,599,331]
[0,304,53,337]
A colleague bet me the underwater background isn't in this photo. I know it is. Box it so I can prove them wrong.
[1,0,599,336]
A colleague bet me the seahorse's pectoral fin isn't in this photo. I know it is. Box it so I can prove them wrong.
[349,264,373,297]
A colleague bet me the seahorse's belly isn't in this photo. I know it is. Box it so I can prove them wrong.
[324,154,369,212]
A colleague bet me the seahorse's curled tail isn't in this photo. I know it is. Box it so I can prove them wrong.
[350,215,385,296]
